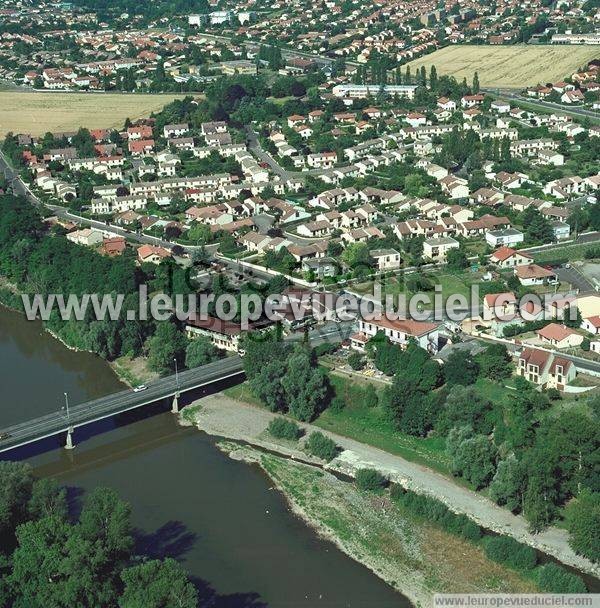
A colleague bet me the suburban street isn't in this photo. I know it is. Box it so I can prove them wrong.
[485,88,600,122]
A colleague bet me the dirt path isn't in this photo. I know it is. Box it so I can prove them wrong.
[187,393,600,580]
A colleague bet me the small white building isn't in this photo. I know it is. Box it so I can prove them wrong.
[485,228,524,248]
[66,228,104,247]
[370,248,402,270]
[423,236,460,262]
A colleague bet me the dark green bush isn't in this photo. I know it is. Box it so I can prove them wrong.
[390,484,482,540]
[355,468,387,491]
[305,431,339,462]
[483,536,537,571]
[536,563,587,593]
[329,396,346,413]
[267,417,303,441]
[460,519,483,541]
[348,352,366,371]
[314,343,338,357]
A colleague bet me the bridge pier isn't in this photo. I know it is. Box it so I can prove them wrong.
[65,426,75,450]
[171,392,180,414]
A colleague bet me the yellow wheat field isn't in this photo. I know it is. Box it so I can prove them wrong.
[405,45,598,89]
[0,91,188,136]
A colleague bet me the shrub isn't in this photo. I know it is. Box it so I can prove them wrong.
[390,484,482,540]
[267,417,303,441]
[584,247,600,260]
[546,387,562,401]
[536,563,587,593]
[364,384,379,408]
[314,343,338,357]
[460,519,483,541]
[348,352,366,371]
[355,468,387,491]
[305,431,339,462]
[483,536,537,571]
[329,395,346,413]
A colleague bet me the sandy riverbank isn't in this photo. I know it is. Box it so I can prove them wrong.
[180,395,576,604]
[181,393,600,581]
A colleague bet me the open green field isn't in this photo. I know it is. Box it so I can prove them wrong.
[405,45,598,88]
[532,242,600,264]
[0,91,187,136]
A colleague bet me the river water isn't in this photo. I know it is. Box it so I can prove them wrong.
[0,305,409,608]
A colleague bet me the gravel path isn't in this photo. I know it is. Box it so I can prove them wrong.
[188,393,600,580]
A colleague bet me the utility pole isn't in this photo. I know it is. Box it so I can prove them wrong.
[172,358,181,414]
[63,392,75,450]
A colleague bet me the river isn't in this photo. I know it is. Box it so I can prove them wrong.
[0,305,409,608]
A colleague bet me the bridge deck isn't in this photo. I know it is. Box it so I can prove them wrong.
[0,356,244,454]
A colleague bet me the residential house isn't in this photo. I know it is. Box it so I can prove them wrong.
[517,347,576,390]
[370,248,401,270]
[489,247,533,268]
[482,292,518,322]
[66,228,103,247]
[423,237,460,262]
[137,244,171,264]
[536,323,584,348]
[485,228,524,248]
[515,264,557,286]
[439,175,469,199]
[352,317,439,353]
[551,221,571,241]
[581,315,600,335]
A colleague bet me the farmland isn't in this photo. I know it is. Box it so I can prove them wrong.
[405,45,599,88]
[0,91,187,136]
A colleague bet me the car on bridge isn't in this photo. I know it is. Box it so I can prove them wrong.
[133,385,148,392]
[0,432,12,441]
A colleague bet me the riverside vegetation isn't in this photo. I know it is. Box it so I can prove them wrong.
[268,415,590,594]
[241,332,600,564]
[220,440,589,604]
[0,461,197,608]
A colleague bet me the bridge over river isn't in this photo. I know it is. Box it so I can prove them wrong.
[0,322,352,456]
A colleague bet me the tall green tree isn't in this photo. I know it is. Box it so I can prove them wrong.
[119,559,198,608]
[281,346,328,421]
[147,322,187,375]
[0,462,34,543]
[79,487,133,563]
[566,490,600,563]
[185,337,218,368]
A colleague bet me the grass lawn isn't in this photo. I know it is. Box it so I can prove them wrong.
[472,377,513,404]
[533,243,600,264]
[354,270,477,306]
[315,404,452,475]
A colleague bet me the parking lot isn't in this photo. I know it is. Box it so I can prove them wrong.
[555,264,596,293]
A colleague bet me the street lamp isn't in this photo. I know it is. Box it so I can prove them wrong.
[174,358,180,393]
[62,392,70,422]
